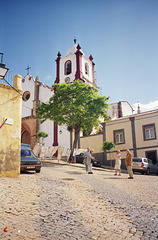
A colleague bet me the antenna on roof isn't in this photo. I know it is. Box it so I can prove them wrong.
[74,38,77,44]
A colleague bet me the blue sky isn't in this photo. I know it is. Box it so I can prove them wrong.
[1,0,158,112]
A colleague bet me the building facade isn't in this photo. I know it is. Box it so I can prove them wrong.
[0,75,23,177]
[80,109,158,168]
[21,75,55,149]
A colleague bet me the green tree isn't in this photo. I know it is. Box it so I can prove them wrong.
[36,80,109,160]
[102,141,115,169]
[36,131,48,145]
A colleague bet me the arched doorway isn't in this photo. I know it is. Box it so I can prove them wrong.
[21,130,30,145]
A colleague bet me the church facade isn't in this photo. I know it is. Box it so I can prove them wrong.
[21,41,97,154]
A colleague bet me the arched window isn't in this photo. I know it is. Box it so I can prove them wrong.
[85,63,89,75]
[65,60,71,75]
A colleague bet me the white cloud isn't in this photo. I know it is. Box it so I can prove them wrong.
[133,100,158,113]
[43,75,52,81]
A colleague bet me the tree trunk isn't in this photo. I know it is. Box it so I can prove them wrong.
[71,125,80,163]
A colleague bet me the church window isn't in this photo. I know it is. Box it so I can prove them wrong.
[22,91,31,101]
[85,63,89,75]
[65,60,71,75]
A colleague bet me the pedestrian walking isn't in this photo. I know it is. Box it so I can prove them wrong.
[84,147,90,173]
[114,150,121,176]
[125,149,134,179]
[88,149,95,174]
[66,148,71,163]
[84,147,95,174]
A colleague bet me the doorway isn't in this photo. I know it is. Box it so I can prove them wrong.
[21,130,30,145]
[145,150,157,164]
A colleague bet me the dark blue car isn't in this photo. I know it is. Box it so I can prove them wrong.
[21,143,42,173]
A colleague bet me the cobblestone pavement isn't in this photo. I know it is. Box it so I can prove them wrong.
[0,163,158,240]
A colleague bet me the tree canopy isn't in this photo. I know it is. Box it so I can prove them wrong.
[36,131,48,139]
[102,141,115,151]
[36,80,109,153]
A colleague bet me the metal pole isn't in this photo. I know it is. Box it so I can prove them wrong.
[0,53,3,64]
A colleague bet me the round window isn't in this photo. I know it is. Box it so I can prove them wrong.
[22,91,31,101]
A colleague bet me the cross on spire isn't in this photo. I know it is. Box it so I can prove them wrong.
[25,65,31,75]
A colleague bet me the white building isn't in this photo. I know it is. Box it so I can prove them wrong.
[107,101,133,120]
[21,41,97,155]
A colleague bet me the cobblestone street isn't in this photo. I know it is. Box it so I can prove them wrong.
[0,162,158,240]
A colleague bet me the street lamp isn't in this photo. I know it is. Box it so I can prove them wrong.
[0,53,9,79]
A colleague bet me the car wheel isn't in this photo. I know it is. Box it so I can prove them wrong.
[36,169,41,173]
[156,170,158,175]
[141,172,144,175]
[146,168,150,175]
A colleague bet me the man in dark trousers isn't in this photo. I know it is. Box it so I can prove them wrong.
[125,149,134,179]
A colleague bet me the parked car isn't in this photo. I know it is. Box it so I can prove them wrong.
[132,157,158,175]
[75,153,101,167]
[76,153,84,164]
[92,159,101,167]
[20,143,42,173]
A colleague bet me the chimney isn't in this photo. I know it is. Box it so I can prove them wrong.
[137,104,141,114]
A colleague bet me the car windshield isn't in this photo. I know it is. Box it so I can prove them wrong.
[21,149,36,158]
[133,158,143,162]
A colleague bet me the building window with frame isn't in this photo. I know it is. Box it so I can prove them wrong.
[113,129,125,144]
[85,63,89,75]
[143,124,156,141]
[65,60,71,75]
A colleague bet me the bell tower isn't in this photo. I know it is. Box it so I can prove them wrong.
[54,40,96,87]
[53,41,97,149]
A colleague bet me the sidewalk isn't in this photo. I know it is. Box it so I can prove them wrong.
[41,158,114,172]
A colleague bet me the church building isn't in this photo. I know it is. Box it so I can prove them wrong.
[21,40,97,154]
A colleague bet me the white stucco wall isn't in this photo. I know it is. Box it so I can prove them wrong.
[121,101,133,116]
[39,120,54,147]
[22,75,35,117]
[58,125,70,156]
[60,55,76,83]
[39,83,53,102]
[81,55,93,84]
